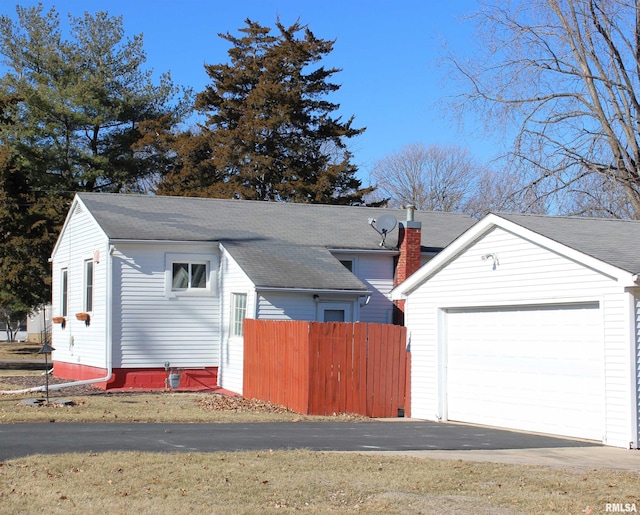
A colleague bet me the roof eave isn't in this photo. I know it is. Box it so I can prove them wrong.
[110,238,221,246]
[256,286,372,295]
[391,213,639,299]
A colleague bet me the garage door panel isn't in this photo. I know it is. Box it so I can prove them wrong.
[446,304,603,441]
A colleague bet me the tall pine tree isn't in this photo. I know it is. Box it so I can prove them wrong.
[0,5,190,195]
[0,6,190,312]
[157,19,371,204]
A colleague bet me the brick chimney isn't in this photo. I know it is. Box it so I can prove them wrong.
[393,205,422,324]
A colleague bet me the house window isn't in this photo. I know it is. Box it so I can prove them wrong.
[340,260,353,272]
[231,293,247,337]
[61,268,68,316]
[172,262,207,290]
[165,253,215,297]
[84,260,93,312]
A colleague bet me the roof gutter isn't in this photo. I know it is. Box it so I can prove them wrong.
[255,286,372,295]
[109,239,220,245]
[327,248,399,255]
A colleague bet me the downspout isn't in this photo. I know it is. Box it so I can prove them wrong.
[628,286,639,449]
[217,246,224,388]
[2,244,114,395]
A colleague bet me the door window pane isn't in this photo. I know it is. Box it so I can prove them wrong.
[324,309,345,322]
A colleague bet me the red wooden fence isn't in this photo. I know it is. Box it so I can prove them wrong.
[243,320,409,418]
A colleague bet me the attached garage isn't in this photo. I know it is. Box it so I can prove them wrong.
[393,213,640,449]
[445,304,603,441]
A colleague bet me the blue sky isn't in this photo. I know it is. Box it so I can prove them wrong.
[2,1,493,186]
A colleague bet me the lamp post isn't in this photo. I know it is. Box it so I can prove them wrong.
[37,342,55,404]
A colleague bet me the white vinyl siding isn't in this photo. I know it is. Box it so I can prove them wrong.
[50,203,109,369]
[218,247,255,394]
[634,292,640,447]
[257,293,360,322]
[112,243,220,369]
[254,251,398,323]
[257,293,316,320]
[405,226,635,448]
[331,252,395,324]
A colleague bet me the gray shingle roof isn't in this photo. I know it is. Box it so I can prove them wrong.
[76,193,475,291]
[497,212,640,275]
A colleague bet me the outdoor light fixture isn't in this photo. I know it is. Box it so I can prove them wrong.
[37,342,55,404]
[481,253,500,270]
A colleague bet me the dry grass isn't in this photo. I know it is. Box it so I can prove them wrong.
[1,369,638,513]
[1,450,638,514]
[0,370,41,377]
[0,340,40,360]
[0,388,363,424]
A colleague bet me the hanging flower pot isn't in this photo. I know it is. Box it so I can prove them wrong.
[75,312,90,326]
[52,316,66,329]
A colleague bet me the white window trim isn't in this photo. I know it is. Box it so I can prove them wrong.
[231,292,248,338]
[84,259,94,312]
[164,253,216,298]
[61,268,68,317]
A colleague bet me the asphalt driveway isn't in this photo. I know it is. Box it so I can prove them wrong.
[0,420,599,461]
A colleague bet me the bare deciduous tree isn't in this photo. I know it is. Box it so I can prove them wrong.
[449,0,640,218]
[369,143,479,211]
[464,164,549,218]
[557,169,635,217]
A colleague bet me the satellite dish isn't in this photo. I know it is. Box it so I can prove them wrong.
[376,215,397,234]
[368,214,397,247]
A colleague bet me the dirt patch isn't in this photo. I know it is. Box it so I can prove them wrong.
[0,341,41,360]
[0,374,104,396]
[2,375,369,419]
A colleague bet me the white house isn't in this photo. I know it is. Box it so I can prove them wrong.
[49,193,473,393]
[392,212,640,449]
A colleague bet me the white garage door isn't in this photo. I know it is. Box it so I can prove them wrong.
[446,303,604,441]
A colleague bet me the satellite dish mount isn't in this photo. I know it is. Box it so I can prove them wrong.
[368,214,397,247]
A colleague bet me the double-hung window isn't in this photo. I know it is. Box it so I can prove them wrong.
[231,293,247,337]
[84,260,93,312]
[61,268,68,316]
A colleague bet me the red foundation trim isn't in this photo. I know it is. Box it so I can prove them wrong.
[53,361,221,392]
